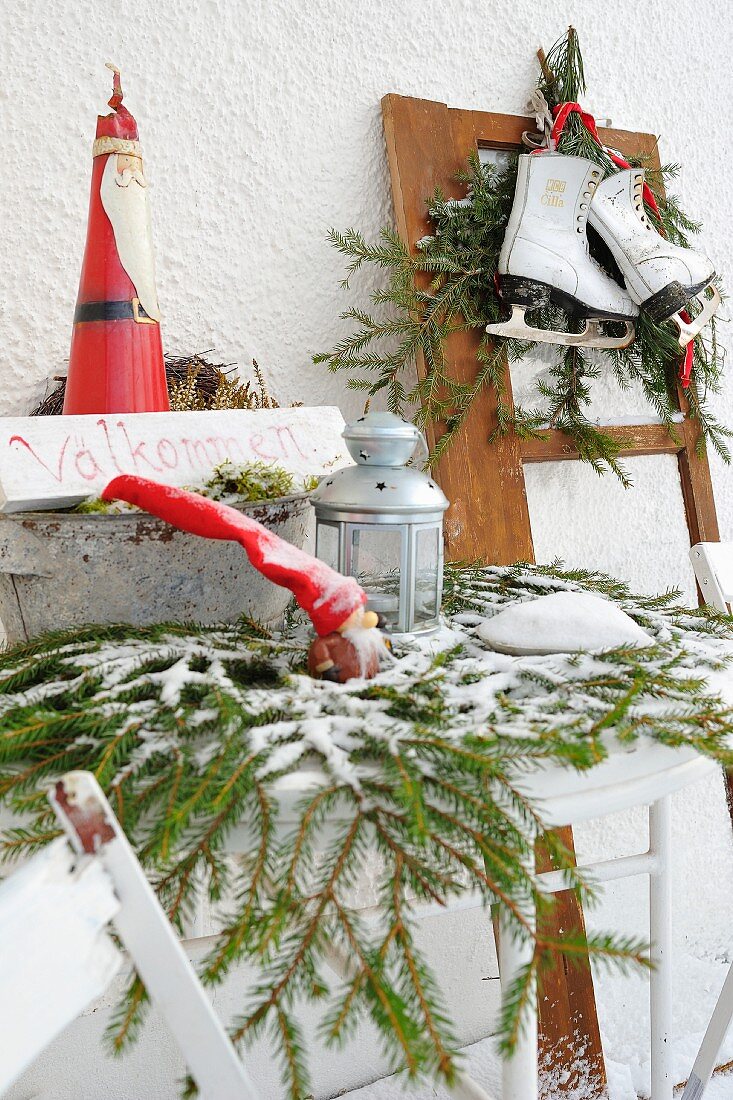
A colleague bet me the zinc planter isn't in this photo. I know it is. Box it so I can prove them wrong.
[0,493,311,645]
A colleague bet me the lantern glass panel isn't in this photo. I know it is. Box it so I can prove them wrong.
[315,522,340,571]
[350,525,404,623]
[414,526,441,625]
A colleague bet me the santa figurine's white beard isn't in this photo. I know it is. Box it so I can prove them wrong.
[100,155,161,322]
[342,623,392,677]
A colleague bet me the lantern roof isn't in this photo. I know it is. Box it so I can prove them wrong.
[311,463,448,517]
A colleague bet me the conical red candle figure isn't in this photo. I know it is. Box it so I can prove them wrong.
[102,475,386,682]
[64,65,170,414]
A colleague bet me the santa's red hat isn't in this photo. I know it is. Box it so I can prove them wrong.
[96,65,139,140]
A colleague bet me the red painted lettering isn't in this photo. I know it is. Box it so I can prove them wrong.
[74,444,104,481]
[116,422,163,473]
[248,432,277,461]
[181,437,213,469]
[222,437,245,460]
[9,434,71,483]
[156,439,179,469]
[205,436,233,462]
[273,424,307,460]
[96,418,124,474]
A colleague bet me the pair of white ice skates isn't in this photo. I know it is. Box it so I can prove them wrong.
[487,152,720,350]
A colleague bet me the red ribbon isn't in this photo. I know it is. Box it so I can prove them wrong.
[548,103,661,219]
[678,311,693,388]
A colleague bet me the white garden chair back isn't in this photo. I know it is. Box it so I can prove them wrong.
[0,771,257,1100]
[677,544,733,1098]
[690,542,733,613]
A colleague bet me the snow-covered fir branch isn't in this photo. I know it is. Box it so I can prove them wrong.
[0,562,732,1098]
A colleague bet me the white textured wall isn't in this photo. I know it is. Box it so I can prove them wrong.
[3,0,733,1097]
[2,0,731,576]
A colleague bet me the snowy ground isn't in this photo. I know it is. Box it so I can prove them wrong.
[341,960,733,1098]
[337,898,733,1099]
[339,1024,733,1099]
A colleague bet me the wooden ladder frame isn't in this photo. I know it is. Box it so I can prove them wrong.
[381,92,720,1094]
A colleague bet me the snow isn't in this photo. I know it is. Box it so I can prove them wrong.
[337,1025,733,1098]
[476,591,654,655]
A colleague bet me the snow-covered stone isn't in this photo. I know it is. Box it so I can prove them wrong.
[477,591,654,655]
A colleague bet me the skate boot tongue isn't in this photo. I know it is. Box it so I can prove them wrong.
[587,169,720,345]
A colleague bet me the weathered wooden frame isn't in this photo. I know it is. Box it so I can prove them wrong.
[382,94,719,565]
[381,92,720,1094]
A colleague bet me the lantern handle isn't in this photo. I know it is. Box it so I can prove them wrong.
[409,425,429,469]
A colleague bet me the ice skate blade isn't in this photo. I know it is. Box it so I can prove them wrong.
[672,283,721,347]
[486,306,636,350]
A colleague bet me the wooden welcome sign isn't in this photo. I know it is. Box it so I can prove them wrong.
[0,407,351,512]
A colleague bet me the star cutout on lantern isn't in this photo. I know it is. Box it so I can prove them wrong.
[376,481,387,491]
[359,450,370,461]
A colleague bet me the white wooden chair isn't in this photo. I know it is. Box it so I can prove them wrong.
[0,771,258,1100]
[678,543,733,1098]
[690,541,733,613]
[243,745,719,1100]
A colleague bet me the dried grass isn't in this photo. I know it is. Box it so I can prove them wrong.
[31,353,285,415]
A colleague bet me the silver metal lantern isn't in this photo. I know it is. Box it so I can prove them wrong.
[311,411,449,635]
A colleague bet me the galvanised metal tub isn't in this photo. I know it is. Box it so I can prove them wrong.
[0,493,311,645]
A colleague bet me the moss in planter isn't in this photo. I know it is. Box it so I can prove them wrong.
[199,459,295,503]
[72,498,137,515]
[70,460,298,514]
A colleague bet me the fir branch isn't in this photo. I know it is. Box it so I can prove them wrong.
[1,565,732,1097]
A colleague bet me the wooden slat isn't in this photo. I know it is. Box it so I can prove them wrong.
[534,833,605,1094]
[675,388,721,547]
[382,92,605,1095]
[521,423,682,463]
[382,94,533,564]
[382,93,724,1098]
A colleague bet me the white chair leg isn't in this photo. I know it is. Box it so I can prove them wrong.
[50,773,257,1100]
[499,872,537,1100]
[650,795,673,1100]
[449,1069,497,1099]
[681,962,733,1098]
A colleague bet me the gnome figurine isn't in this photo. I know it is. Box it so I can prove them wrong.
[307,606,381,682]
[64,65,169,415]
[101,476,387,683]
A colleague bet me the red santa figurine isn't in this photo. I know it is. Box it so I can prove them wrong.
[64,65,170,414]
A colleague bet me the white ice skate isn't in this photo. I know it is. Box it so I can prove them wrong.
[487,153,638,349]
[588,168,720,347]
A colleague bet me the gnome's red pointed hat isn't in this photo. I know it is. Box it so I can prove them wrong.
[102,476,367,636]
[64,65,169,415]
